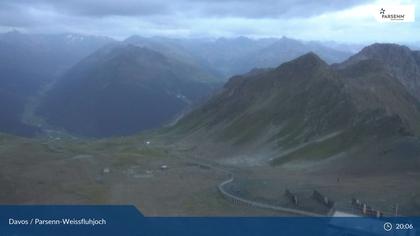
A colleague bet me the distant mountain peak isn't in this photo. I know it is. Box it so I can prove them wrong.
[357,43,412,59]
[277,52,328,72]
[294,51,325,63]
[362,42,410,51]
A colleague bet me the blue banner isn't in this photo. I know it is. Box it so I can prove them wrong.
[0,206,418,236]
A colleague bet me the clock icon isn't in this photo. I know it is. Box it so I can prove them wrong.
[384,222,393,232]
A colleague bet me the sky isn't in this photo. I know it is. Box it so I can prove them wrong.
[0,0,419,43]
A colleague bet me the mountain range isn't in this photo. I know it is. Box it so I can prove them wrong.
[125,36,353,78]
[0,31,358,138]
[3,31,420,146]
[170,44,420,166]
[1,37,420,216]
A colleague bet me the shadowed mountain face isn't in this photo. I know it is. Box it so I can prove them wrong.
[37,44,221,137]
[171,46,420,163]
[0,31,113,137]
[125,36,352,78]
[340,43,420,101]
[0,91,39,137]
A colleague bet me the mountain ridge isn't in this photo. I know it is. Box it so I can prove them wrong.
[125,35,353,78]
[169,46,420,165]
[339,43,420,101]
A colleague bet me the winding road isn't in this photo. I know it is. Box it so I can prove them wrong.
[187,157,330,216]
[217,172,327,217]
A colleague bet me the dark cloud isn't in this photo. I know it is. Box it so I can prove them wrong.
[191,0,374,18]
[0,2,42,27]
[45,0,171,17]
[2,0,416,43]
[1,0,372,18]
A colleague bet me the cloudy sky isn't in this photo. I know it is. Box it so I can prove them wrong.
[0,0,418,43]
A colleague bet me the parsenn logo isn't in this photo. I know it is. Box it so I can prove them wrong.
[374,5,415,22]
